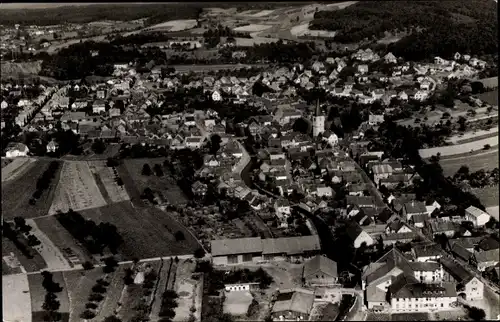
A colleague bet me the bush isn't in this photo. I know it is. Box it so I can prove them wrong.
[96,278,110,287]
[175,231,185,241]
[194,247,205,258]
[88,293,104,302]
[483,144,491,150]
[82,261,94,270]
[80,310,96,319]
[92,284,107,293]
[85,302,98,309]
[467,306,486,321]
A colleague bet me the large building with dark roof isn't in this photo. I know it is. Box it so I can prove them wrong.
[210,235,321,265]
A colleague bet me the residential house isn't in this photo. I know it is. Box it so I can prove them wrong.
[92,100,106,114]
[412,243,443,262]
[224,282,259,292]
[464,206,491,227]
[346,196,375,208]
[409,261,443,283]
[384,52,397,64]
[346,224,375,249]
[382,232,419,246]
[427,220,457,237]
[403,201,428,221]
[386,220,413,234]
[440,257,484,300]
[316,186,333,198]
[357,64,369,74]
[109,108,121,118]
[46,140,58,153]
[275,199,291,228]
[5,142,29,158]
[368,114,384,126]
[271,288,315,321]
[471,249,500,272]
[302,255,339,287]
[191,181,208,196]
[185,136,205,149]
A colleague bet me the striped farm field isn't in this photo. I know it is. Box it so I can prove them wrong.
[419,135,498,159]
[1,157,37,182]
[48,161,107,215]
[439,148,498,177]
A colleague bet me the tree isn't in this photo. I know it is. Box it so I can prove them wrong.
[82,261,94,270]
[175,231,185,241]
[13,216,27,230]
[85,302,98,309]
[91,139,106,154]
[209,134,222,155]
[483,144,491,150]
[103,256,118,273]
[292,118,309,134]
[88,293,104,302]
[194,247,205,258]
[467,306,486,321]
[92,284,107,293]
[42,292,60,312]
[80,310,96,320]
[103,316,122,322]
[142,164,152,176]
[27,234,42,246]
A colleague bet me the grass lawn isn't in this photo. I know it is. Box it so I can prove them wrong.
[63,267,105,322]
[472,185,499,207]
[122,158,189,206]
[34,215,95,265]
[440,149,499,177]
[391,313,429,321]
[29,271,70,322]
[79,201,201,260]
[477,89,499,106]
[2,236,47,273]
[2,160,62,220]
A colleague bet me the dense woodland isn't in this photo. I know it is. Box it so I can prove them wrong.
[311,0,498,60]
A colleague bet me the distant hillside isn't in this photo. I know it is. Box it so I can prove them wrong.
[310,0,498,61]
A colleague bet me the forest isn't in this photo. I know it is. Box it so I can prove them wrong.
[310,0,498,60]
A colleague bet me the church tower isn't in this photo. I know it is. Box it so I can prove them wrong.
[313,99,325,138]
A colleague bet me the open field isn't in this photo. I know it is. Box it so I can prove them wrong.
[3,274,32,322]
[147,19,197,32]
[1,157,37,182]
[2,160,62,220]
[29,271,70,322]
[233,24,273,32]
[439,148,498,177]
[171,63,268,73]
[88,161,130,203]
[63,267,105,322]
[486,206,499,221]
[26,219,72,271]
[150,258,176,321]
[122,158,188,206]
[35,215,94,265]
[2,237,47,273]
[49,161,107,215]
[446,127,498,145]
[80,201,201,260]
[477,89,499,106]
[290,23,336,37]
[173,259,201,321]
[94,263,133,320]
[419,136,498,159]
[472,185,499,208]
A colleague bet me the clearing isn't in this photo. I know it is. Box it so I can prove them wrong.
[79,201,201,260]
[25,219,71,271]
[28,271,70,322]
[472,185,499,208]
[419,136,498,159]
[3,274,32,322]
[290,23,336,37]
[35,215,95,266]
[49,161,107,215]
[122,158,189,206]
[88,160,130,203]
[233,24,273,32]
[477,89,499,106]
[2,159,62,220]
[446,128,498,145]
[1,157,37,182]
[439,148,498,177]
[173,259,203,322]
[147,19,197,32]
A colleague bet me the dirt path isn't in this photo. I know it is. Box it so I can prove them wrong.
[26,218,72,271]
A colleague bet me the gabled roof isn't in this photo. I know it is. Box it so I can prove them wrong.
[211,237,262,256]
[362,247,414,285]
[303,255,338,278]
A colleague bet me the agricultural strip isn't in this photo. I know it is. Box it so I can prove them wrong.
[49,161,107,215]
[2,235,47,273]
[1,157,37,182]
[63,267,103,322]
[88,161,130,203]
[439,149,499,177]
[149,258,173,321]
[3,274,32,322]
[94,264,133,321]
[79,201,201,260]
[419,136,498,159]
[2,160,62,220]
[34,215,95,266]
[29,271,70,322]
[173,259,201,322]
[116,163,144,206]
[25,219,71,271]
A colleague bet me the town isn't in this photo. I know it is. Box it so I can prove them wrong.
[1,2,499,322]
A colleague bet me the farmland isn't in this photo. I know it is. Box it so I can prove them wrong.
[233,24,273,32]
[2,159,62,220]
[419,135,498,159]
[79,201,201,260]
[439,148,499,177]
[472,185,499,208]
[28,271,70,322]
[477,89,499,106]
[63,264,132,322]
[88,161,130,203]
[122,158,189,206]
[146,19,197,32]
[2,237,47,273]
[49,161,107,215]
[1,157,37,182]
[173,259,203,322]
[3,274,32,322]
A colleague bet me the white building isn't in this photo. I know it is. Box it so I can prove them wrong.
[5,143,29,158]
[312,102,325,137]
[212,90,222,102]
[225,282,259,292]
[464,206,491,227]
[390,282,457,313]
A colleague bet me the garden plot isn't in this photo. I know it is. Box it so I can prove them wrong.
[2,254,23,275]
[3,274,32,322]
[88,161,130,203]
[29,271,70,322]
[233,24,273,33]
[173,259,202,322]
[80,201,200,261]
[148,19,197,32]
[2,160,62,220]
[1,157,37,182]
[25,219,71,271]
[419,136,498,159]
[2,235,47,273]
[94,264,133,320]
[34,215,94,266]
[49,161,107,215]
[63,267,104,322]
